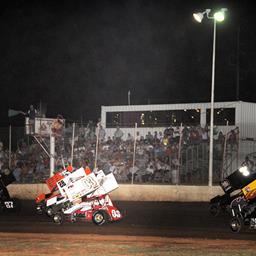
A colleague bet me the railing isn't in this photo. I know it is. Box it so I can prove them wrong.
[0,125,253,186]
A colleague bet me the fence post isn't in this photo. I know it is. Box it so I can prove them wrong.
[49,133,55,177]
[71,122,75,166]
[132,122,137,184]
[177,123,183,185]
[94,122,100,170]
[8,125,11,169]
[221,121,229,179]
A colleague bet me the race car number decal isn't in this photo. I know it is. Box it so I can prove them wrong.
[111,209,121,218]
[4,201,14,208]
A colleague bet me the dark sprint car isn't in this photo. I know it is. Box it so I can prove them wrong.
[210,164,256,232]
[209,166,256,217]
[0,171,20,213]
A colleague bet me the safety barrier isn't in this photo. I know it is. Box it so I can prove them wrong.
[8,184,223,202]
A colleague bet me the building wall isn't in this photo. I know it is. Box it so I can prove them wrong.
[239,102,256,139]
[101,101,244,139]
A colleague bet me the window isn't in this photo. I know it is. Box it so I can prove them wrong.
[106,109,201,128]
[206,108,235,125]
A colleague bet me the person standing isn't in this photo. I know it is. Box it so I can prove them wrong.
[26,105,37,134]
[27,105,37,119]
[113,126,124,143]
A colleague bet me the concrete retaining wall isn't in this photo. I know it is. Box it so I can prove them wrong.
[8,184,223,202]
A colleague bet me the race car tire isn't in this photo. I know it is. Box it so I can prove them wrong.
[92,210,107,226]
[46,207,54,217]
[53,212,64,225]
[230,217,243,233]
[36,204,43,215]
[209,203,220,217]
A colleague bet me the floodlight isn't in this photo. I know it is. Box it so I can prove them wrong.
[193,9,211,23]
[239,166,250,177]
[213,8,227,22]
[193,12,204,23]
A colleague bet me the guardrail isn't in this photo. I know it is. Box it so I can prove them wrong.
[8,184,223,202]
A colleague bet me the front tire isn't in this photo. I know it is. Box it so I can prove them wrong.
[92,210,107,226]
[36,204,43,215]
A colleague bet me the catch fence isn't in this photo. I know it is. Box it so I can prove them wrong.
[0,123,255,185]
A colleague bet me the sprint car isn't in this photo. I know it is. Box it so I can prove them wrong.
[209,165,256,217]
[36,167,123,225]
[0,171,20,213]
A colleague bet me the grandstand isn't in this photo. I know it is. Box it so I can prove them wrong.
[1,101,256,185]
[101,101,256,178]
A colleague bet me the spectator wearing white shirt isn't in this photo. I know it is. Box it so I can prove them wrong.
[114,126,124,142]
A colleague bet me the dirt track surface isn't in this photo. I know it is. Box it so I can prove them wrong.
[0,232,256,256]
[0,200,255,240]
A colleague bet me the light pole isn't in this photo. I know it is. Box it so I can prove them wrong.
[193,8,227,186]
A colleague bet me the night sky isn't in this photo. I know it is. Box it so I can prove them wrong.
[1,0,256,126]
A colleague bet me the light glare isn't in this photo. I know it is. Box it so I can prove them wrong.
[214,11,225,22]
[239,166,250,176]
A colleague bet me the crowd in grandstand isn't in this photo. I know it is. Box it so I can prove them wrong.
[0,121,239,184]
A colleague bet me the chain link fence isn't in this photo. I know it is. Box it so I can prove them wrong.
[0,123,255,185]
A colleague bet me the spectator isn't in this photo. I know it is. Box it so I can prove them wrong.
[145,162,155,181]
[126,133,134,143]
[51,114,64,136]
[202,126,208,142]
[113,126,124,142]
[190,127,199,144]
[153,131,159,142]
[98,125,106,142]
[127,163,139,181]
[217,131,225,145]
[172,127,180,143]
[26,105,37,134]
[158,131,163,144]
[27,104,37,119]
[106,136,113,145]
[228,128,238,150]
[145,132,154,144]
[13,162,23,182]
[135,131,140,141]
[182,125,190,145]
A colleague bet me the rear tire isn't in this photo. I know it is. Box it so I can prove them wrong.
[209,204,220,217]
[230,217,243,233]
[53,212,64,225]
[46,207,54,217]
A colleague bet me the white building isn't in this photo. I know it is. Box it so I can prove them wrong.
[101,101,256,140]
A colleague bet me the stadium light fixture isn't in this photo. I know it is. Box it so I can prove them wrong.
[193,8,227,23]
[193,8,228,186]
[193,9,211,23]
